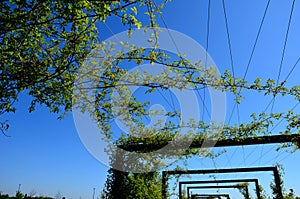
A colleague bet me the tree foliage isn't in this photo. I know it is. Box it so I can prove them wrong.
[102,169,161,199]
[0,0,144,132]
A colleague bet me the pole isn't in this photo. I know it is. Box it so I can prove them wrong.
[162,171,168,199]
[92,188,95,199]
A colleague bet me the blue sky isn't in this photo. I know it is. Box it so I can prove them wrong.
[1,0,300,198]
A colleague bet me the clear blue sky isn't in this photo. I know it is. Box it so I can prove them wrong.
[1,0,300,198]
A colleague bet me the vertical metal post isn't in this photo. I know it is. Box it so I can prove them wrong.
[245,185,250,199]
[273,167,283,199]
[179,182,183,199]
[162,171,167,199]
[255,180,261,199]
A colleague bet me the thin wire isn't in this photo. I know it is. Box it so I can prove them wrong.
[250,102,299,166]
[157,89,176,111]
[277,152,293,163]
[167,89,181,127]
[235,0,272,166]
[275,0,296,86]
[196,89,211,118]
[263,33,298,115]
[237,108,247,166]
[259,0,297,163]
[222,0,235,78]
[222,2,243,158]
[270,0,296,113]
[243,0,271,80]
[284,57,300,82]
[250,145,275,166]
[103,22,119,40]
[224,148,233,168]
[152,0,182,57]
[227,103,237,124]
[169,90,176,111]
[227,0,270,132]
[152,0,213,134]
[266,56,300,105]
[263,150,287,166]
[258,144,265,165]
[153,0,212,123]
[228,0,271,125]
[226,147,238,167]
[263,97,276,113]
[222,0,245,168]
[202,0,211,121]
[258,102,299,164]
[244,145,259,162]
[269,102,300,133]
[205,0,211,67]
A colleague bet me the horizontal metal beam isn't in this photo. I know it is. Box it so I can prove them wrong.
[188,185,246,189]
[191,134,300,148]
[118,134,300,152]
[191,194,230,199]
[187,185,248,199]
[165,166,276,175]
[180,179,258,185]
